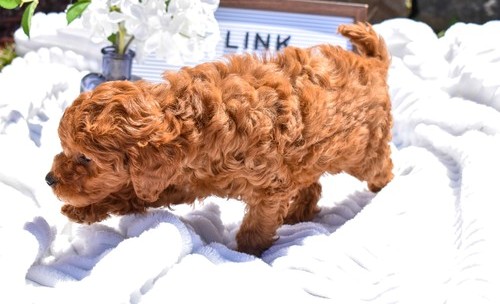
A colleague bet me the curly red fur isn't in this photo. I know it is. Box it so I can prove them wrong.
[47,23,393,256]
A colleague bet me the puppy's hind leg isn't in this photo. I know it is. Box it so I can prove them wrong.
[284,182,321,225]
[350,144,394,193]
[236,195,290,256]
[367,154,394,193]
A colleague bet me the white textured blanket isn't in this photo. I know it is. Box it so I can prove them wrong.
[1,18,499,303]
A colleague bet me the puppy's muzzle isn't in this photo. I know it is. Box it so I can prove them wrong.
[45,172,57,187]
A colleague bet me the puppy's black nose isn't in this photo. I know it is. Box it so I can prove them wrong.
[45,172,57,187]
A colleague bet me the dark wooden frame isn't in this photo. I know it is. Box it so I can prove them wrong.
[219,0,368,23]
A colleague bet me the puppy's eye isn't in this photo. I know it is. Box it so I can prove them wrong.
[78,154,92,164]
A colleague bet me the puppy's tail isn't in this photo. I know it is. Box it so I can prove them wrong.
[338,22,390,66]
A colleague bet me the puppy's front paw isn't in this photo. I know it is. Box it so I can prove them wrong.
[61,204,109,224]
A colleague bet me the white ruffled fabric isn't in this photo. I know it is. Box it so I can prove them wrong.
[1,18,499,303]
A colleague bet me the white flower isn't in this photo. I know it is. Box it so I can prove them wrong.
[81,0,124,44]
[121,0,166,41]
[159,0,220,63]
[168,0,219,38]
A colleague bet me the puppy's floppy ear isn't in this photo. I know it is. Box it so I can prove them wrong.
[128,141,183,202]
[117,82,183,202]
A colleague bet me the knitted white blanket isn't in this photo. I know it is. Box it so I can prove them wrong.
[0,18,499,303]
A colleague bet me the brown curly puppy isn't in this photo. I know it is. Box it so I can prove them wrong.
[46,23,393,256]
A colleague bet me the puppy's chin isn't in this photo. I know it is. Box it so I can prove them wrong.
[52,188,101,208]
[57,195,94,208]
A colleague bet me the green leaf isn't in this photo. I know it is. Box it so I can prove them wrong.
[66,0,91,24]
[107,33,117,45]
[21,0,37,38]
[0,0,21,9]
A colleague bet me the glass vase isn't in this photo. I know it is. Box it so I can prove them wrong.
[80,46,137,92]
